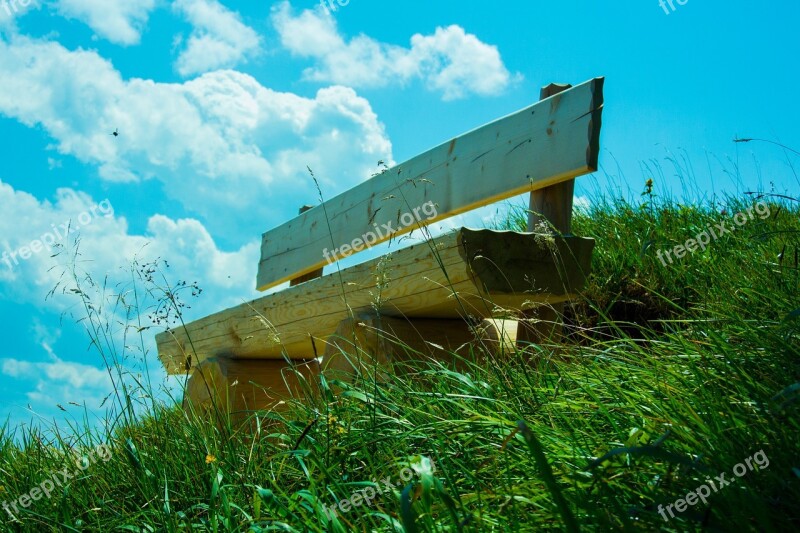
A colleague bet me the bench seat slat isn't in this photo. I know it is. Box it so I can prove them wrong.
[157,229,594,374]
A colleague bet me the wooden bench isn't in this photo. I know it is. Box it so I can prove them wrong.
[156,78,604,416]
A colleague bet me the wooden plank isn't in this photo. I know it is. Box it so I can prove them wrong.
[289,205,324,286]
[528,83,576,235]
[256,78,604,291]
[521,84,578,347]
[157,229,594,374]
[324,315,519,378]
[184,358,320,417]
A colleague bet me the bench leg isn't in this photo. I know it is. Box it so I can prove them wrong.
[322,314,518,377]
[184,357,320,419]
[516,303,564,349]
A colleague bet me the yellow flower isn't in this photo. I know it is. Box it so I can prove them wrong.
[206,454,217,464]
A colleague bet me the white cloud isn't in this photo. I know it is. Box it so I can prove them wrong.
[0,0,39,32]
[2,316,113,415]
[0,35,393,239]
[0,180,260,318]
[0,180,263,425]
[173,0,262,77]
[574,195,591,212]
[272,1,518,100]
[54,0,157,46]
[2,357,111,390]
[30,317,61,359]
[1,352,123,425]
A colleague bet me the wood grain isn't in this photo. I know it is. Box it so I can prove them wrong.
[257,78,604,291]
[157,229,594,374]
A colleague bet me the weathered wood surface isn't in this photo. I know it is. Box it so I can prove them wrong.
[528,83,577,235]
[157,229,594,374]
[323,315,519,378]
[184,358,320,416]
[289,205,324,286]
[521,83,578,346]
[257,78,604,291]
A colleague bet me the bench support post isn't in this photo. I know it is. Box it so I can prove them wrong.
[527,83,576,235]
[323,315,519,377]
[290,205,324,286]
[184,358,320,420]
[519,83,576,347]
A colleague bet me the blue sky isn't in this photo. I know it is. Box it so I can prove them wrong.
[1,0,798,431]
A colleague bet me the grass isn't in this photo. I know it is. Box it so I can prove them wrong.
[0,185,798,532]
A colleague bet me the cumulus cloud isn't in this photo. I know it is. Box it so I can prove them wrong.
[173,0,262,77]
[272,1,518,100]
[0,180,262,425]
[2,357,111,391]
[0,0,39,32]
[1,318,113,419]
[54,0,157,46]
[0,35,393,240]
[0,180,260,317]
[574,195,591,212]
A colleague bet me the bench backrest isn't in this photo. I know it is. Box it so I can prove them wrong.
[256,78,604,291]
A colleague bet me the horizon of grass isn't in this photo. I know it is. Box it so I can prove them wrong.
[0,182,798,531]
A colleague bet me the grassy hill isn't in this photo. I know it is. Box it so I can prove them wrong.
[1,190,799,532]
